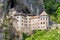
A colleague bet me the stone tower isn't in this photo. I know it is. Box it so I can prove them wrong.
[40,11,49,29]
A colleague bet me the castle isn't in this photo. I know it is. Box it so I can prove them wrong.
[9,8,49,33]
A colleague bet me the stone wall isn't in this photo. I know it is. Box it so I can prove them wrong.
[49,23,60,29]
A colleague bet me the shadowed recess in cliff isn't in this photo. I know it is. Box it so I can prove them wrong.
[10,0,17,8]
[3,0,45,15]
[10,0,15,8]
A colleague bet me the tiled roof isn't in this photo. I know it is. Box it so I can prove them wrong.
[29,16,39,19]
[40,11,48,16]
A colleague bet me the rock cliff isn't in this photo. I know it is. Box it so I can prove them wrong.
[0,0,45,17]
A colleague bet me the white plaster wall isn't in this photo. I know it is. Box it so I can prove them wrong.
[14,16,23,30]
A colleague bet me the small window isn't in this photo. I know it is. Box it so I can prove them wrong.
[24,24,27,26]
[43,18,45,20]
[26,18,27,20]
[38,20,39,21]
[33,20,34,21]
[33,27,34,28]
[38,23,39,25]
[29,21,30,23]
[26,21,27,23]
[16,22,17,23]
[29,27,30,29]
[17,17,19,18]
[41,22,42,24]
[43,22,45,24]
[43,26,45,28]
[38,26,40,28]
[26,27,28,28]
[46,18,47,20]
[22,20,23,22]
[41,26,42,28]
[29,19,30,20]
[16,35,19,38]
[22,23,23,25]
[22,17,23,18]
[41,18,42,20]
[29,24,31,26]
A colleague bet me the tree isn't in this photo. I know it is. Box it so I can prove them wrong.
[26,29,60,40]
[43,0,60,14]
[56,7,60,23]
[43,0,60,23]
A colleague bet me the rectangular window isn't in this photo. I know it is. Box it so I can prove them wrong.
[41,18,42,20]
[25,24,27,26]
[43,26,45,28]
[26,27,28,28]
[22,23,23,25]
[33,27,34,28]
[46,18,47,20]
[43,22,45,24]
[22,17,23,18]
[43,18,45,20]
[38,20,39,21]
[25,21,27,23]
[29,21,30,23]
[22,20,23,22]
[41,26,42,28]
[29,24,31,26]
[41,22,42,24]
[38,23,39,25]
[29,19,30,20]
[26,18,27,20]
[38,26,40,28]
[24,24,27,26]
[33,20,34,21]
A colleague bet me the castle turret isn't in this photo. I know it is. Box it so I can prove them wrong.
[40,11,49,29]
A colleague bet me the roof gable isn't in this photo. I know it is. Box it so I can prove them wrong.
[40,11,48,16]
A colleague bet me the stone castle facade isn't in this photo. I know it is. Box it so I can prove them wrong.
[9,8,49,33]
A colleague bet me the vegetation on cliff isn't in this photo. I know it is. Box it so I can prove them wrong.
[43,0,60,23]
[25,29,60,40]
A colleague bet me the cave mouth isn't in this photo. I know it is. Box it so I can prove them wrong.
[9,0,31,14]
[10,0,17,8]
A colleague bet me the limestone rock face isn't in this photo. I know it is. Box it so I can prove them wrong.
[15,0,45,15]
[1,0,60,17]
[0,0,45,17]
[0,0,4,17]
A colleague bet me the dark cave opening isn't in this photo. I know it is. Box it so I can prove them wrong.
[9,0,31,14]
[10,0,15,8]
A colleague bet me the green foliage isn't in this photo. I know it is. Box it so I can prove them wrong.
[43,0,60,14]
[56,7,60,23]
[26,29,60,40]
[50,15,56,21]
[25,30,47,40]
[43,0,60,23]
[23,33,30,40]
